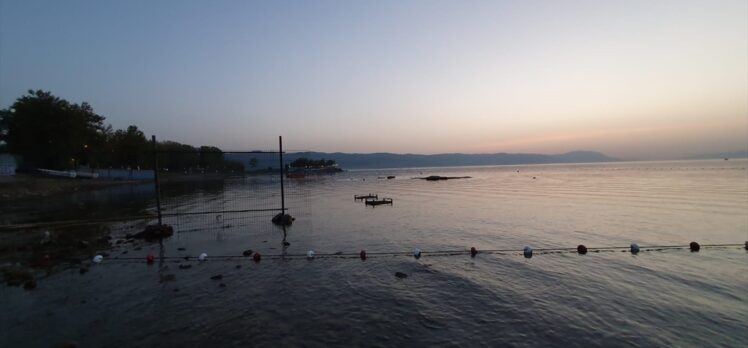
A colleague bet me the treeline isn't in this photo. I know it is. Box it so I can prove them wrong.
[0,90,243,172]
[290,158,336,168]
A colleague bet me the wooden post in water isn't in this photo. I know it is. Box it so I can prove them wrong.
[152,135,162,226]
[279,136,285,215]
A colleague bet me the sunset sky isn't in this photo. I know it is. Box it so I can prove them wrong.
[1,0,746,159]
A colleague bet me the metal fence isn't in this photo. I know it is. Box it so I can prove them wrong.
[0,136,294,234]
[151,136,291,234]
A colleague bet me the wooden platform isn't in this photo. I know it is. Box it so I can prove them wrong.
[365,197,393,206]
[354,193,378,200]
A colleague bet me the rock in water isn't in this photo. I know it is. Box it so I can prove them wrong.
[271,213,295,226]
[23,280,37,290]
[413,248,422,259]
[523,246,533,258]
[395,272,408,279]
[420,175,471,181]
[159,274,176,283]
[210,274,223,280]
[630,243,640,254]
[131,224,174,240]
[3,267,33,287]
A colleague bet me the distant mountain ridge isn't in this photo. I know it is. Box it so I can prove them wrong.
[227,150,617,170]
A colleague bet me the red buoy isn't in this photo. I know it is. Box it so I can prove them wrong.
[470,247,477,257]
[577,245,588,254]
[253,252,262,262]
[360,250,367,260]
[689,241,700,252]
[146,255,155,264]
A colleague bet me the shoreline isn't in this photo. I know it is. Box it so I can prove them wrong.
[0,174,150,202]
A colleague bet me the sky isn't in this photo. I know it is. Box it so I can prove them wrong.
[1,0,746,159]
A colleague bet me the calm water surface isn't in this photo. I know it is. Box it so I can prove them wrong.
[2,160,747,347]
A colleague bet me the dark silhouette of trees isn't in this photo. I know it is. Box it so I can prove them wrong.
[107,125,150,169]
[0,90,243,172]
[1,90,109,169]
[290,158,336,168]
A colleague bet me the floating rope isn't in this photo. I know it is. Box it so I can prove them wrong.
[6,243,741,265]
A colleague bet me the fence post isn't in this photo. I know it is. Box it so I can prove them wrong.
[152,135,162,225]
[279,136,285,214]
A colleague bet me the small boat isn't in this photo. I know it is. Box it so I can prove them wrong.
[365,197,393,206]
[38,169,76,178]
[387,176,395,179]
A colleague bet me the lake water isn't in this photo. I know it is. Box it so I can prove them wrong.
[2,159,747,347]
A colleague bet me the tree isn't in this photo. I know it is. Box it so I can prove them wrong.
[1,90,108,169]
[109,125,149,169]
[1,90,245,173]
[290,157,336,168]
[198,146,223,170]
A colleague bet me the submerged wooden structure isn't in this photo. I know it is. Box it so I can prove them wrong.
[354,193,378,200]
[365,197,393,206]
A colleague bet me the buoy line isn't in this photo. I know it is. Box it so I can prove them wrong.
[6,243,744,265]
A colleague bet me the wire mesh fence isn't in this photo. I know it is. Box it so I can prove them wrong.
[0,136,300,235]
[158,151,287,234]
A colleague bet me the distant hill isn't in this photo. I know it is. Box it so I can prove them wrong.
[684,151,748,160]
[226,150,617,170]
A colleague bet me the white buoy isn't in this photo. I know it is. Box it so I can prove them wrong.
[413,248,422,259]
[198,253,208,261]
[40,231,51,244]
[630,243,640,254]
[523,246,533,258]
[92,255,103,263]
[307,250,315,259]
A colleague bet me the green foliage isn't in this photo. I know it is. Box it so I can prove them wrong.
[290,157,336,168]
